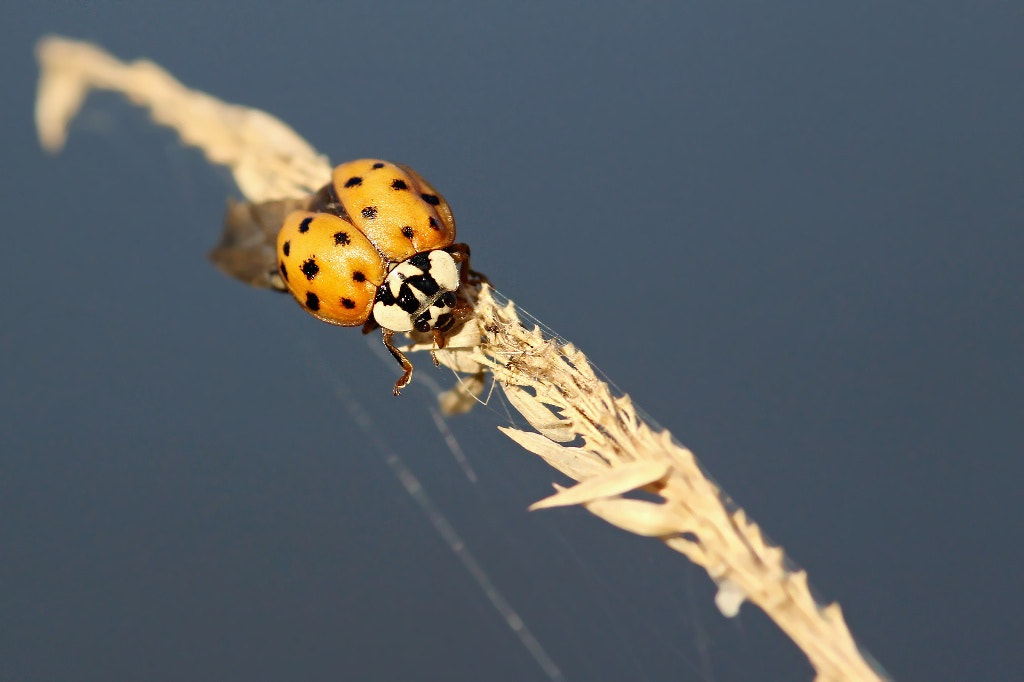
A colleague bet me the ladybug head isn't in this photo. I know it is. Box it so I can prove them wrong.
[372,250,459,333]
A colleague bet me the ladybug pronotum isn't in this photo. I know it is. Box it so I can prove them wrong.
[266,159,484,395]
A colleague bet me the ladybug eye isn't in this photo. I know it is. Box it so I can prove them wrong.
[414,319,432,333]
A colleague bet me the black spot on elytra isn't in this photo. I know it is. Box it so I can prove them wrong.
[282,241,290,256]
[301,258,320,280]
[391,179,408,190]
[372,162,385,169]
[401,226,415,239]
[361,206,378,220]
[344,176,363,188]
[333,231,350,246]
[341,297,356,309]
[352,271,366,282]
[428,217,440,230]
[420,193,440,206]
[305,292,320,311]
[298,217,313,233]
[279,263,289,281]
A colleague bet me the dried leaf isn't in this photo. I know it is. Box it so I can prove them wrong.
[439,371,486,415]
[714,578,747,618]
[501,383,575,442]
[529,460,670,510]
[498,427,607,481]
[584,497,680,537]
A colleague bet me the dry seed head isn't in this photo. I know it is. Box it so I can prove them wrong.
[35,36,890,681]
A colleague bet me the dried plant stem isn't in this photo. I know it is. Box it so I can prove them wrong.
[34,35,331,202]
[423,291,888,682]
[35,36,889,682]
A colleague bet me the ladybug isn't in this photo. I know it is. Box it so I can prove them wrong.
[210,159,485,395]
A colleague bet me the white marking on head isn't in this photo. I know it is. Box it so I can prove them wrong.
[427,250,458,291]
[373,300,415,332]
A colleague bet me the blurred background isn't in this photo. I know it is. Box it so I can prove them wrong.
[2,4,1022,681]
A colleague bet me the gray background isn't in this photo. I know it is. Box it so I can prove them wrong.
[3,3,1022,681]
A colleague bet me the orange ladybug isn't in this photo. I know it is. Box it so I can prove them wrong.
[210,159,485,395]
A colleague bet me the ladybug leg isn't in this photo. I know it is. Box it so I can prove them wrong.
[381,329,414,396]
[361,318,380,335]
[429,330,446,367]
[445,243,489,286]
